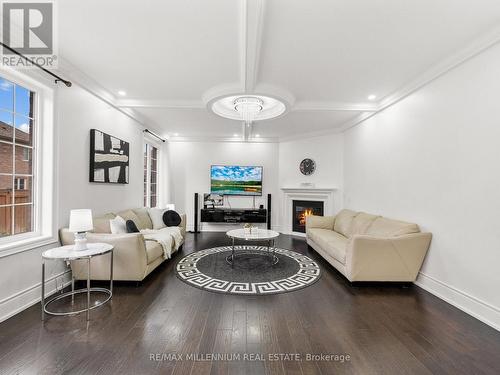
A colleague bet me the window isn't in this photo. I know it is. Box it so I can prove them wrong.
[0,77,35,237]
[143,143,158,207]
[14,177,26,190]
[22,147,29,161]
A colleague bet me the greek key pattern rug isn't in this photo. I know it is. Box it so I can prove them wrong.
[176,245,321,295]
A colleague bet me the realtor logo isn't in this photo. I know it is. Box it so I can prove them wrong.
[1,1,57,67]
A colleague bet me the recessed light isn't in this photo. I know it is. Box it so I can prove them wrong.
[118,90,127,96]
[173,133,179,136]
[368,94,377,101]
[255,134,260,137]
[233,133,238,137]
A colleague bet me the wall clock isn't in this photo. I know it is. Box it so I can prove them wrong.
[299,158,316,175]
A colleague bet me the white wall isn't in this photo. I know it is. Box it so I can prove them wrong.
[279,134,343,212]
[343,42,500,330]
[57,86,145,224]
[0,82,148,322]
[168,141,280,231]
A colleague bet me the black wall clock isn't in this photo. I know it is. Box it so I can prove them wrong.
[300,158,316,175]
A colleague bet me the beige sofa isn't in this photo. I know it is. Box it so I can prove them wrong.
[60,208,186,281]
[306,209,431,282]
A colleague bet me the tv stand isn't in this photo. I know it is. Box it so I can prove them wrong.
[201,208,267,224]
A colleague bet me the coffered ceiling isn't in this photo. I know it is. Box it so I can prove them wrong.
[57,0,500,141]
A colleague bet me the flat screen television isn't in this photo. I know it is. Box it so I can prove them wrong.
[210,165,263,196]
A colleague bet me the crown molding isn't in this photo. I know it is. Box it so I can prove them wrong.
[339,24,500,133]
[168,135,279,143]
[292,101,378,112]
[278,126,343,142]
[55,57,162,133]
[116,99,205,109]
[116,97,376,113]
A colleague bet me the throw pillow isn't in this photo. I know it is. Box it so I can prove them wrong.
[109,215,127,234]
[126,219,140,233]
[116,209,144,230]
[163,210,181,227]
[133,208,153,230]
[148,208,167,230]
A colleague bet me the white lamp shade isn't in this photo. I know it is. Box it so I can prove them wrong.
[69,209,93,232]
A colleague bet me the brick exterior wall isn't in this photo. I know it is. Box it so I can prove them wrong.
[0,121,32,236]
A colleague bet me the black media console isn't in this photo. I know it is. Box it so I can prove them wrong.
[200,208,267,223]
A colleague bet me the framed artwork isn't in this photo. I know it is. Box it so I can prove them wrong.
[89,129,129,184]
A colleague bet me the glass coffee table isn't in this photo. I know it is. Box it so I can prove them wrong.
[226,228,280,266]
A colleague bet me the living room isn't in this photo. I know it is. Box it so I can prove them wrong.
[1,1,500,374]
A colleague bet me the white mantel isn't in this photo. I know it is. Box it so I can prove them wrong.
[280,187,337,236]
[281,187,337,193]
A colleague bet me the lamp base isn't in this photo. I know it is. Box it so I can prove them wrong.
[73,232,88,251]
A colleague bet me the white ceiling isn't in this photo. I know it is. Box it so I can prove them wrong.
[57,0,500,141]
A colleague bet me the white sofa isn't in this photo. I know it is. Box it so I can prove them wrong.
[60,208,186,281]
[306,209,431,282]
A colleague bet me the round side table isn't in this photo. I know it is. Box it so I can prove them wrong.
[41,243,114,321]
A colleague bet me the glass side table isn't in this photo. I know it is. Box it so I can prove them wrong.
[41,243,114,321]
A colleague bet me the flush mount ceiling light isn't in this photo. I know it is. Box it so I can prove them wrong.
[233,96,263,123]
[210,94,286,123]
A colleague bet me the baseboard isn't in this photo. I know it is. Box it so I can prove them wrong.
[415,272,500,331]
[0,269,72,323]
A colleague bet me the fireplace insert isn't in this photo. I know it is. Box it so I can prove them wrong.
[292,200,324,233]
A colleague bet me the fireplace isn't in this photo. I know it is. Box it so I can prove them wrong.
[292,200,324,233]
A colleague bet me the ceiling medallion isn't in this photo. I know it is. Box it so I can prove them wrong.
[210,94,286,122]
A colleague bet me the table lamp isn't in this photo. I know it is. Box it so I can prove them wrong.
[69,209,93,251]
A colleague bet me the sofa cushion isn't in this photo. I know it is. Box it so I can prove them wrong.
[366,217,420,237]
[350,212,379,236]
[92,213,116,233]
[333,209,358,238]
[307,228,329,244]
[133,208,153,230]
[145,240,164,263]
[116,210,142,230]
[309,228,348,264]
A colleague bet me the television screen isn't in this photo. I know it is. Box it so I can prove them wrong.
[211,165,263,196]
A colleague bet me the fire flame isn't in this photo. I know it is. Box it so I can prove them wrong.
[299,209,314,226]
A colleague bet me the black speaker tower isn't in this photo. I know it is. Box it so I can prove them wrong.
[193,192,200,233]
[267,193,272,230]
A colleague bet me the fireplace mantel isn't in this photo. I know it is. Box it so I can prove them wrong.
[280,187,337,193]
[280,187,337,236]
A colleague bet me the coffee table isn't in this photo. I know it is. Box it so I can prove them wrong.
[226,228,280,266]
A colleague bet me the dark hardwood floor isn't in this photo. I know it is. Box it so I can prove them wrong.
[1,232,500,375]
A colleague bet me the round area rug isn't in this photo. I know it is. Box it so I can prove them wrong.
[176,245,321,295]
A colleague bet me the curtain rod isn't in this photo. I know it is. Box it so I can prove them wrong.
[143,129,166,142]
[0,42,72,87]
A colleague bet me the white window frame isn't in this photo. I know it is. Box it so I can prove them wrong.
[0,68,56,257]
[143,135,162,208]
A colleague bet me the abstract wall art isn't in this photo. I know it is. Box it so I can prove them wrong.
[89,129,129,184]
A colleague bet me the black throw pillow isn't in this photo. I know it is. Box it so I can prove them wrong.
[126,219,140,233]
[163,210,181,227]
